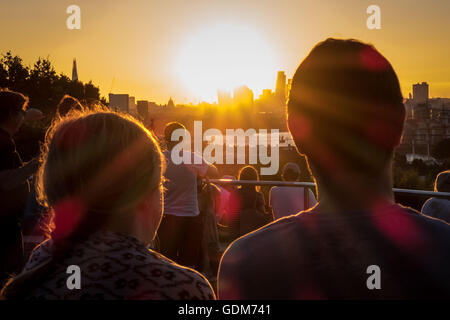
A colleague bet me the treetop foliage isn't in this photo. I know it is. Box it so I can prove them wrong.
[0,51,103,123]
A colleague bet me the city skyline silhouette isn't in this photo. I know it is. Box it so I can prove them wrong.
[1,0,450,104]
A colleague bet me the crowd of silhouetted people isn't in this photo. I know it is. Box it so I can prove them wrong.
[0,38,449,300]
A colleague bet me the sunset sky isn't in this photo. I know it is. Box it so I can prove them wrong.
[1,0,449,104]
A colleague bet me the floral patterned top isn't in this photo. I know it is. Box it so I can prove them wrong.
[21,231,216,300]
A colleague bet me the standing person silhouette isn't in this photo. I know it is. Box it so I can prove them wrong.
[158,122,219,269]
[0,90,39,287]
[227,166,272,239]
[269,162,317,220]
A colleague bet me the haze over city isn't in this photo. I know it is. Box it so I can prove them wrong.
[1,0,450,104]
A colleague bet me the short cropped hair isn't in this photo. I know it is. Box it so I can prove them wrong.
[164,121,186,143]
[288,39,405,176]
[0,89,29,123]
[435,170,450,193]
[282,162,301,181]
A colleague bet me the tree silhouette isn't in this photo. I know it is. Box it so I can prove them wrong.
[0,51,104,160]
[0,51,102,120]
[0,52,30,92]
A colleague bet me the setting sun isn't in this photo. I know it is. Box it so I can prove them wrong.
[174,22,279,103]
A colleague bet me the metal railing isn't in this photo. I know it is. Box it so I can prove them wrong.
[209,179,450,199]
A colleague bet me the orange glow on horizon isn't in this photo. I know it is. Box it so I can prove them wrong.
[1,0,450,103]
[174,22,280,103]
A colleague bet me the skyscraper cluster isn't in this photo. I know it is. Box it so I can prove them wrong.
[401,82,450,158]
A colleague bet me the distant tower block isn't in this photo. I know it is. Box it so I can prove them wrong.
[412,82,429,104]
[275,71,287,105]
[167,97,175,108]
[72,59,79,82]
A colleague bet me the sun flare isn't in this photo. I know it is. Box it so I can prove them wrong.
[175,22,279,103]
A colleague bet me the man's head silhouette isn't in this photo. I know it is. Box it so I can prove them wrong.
[287,39,405,208]
[288,39,405,180]
[164,121,186,150]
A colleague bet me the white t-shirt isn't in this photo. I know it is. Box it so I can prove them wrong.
[163,150,211,217]
[269,186,317,220]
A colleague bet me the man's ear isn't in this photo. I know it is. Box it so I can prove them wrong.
[393,114,406,148]
[287,110,311,156]
[391,103,406,148]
